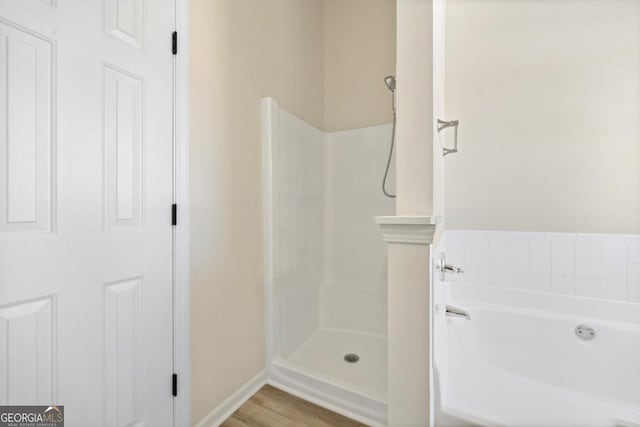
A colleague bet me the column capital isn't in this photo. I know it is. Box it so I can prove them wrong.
[374,216,441,245]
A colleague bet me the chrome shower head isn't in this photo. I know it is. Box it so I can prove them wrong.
[384,75,396,92]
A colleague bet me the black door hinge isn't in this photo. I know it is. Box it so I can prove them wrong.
[171,204,177,226]
[172,31,178,55]
[172,374,178,397]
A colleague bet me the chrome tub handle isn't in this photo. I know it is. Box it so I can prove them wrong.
[436,253,464,281]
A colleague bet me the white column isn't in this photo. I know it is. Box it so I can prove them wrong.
[376,217,437,427]
[395,0,434,215]
[382,0,441,425]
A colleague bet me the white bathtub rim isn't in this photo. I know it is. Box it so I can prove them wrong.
[440,402,508,427]
[447,282,640,325]
[447,299,640,333]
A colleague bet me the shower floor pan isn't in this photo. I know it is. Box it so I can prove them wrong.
[270,329,387,427]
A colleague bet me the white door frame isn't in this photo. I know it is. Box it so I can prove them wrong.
[173,0,191,425]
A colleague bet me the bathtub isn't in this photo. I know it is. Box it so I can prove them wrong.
[436,283,640,427]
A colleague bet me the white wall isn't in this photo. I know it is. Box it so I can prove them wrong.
[445,0,640,234]
[322,124,396,336]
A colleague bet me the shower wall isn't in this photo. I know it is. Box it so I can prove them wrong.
[322,125,395,336]
[445,0,640,233]
[272,107,325,357]
[269,100,395,358]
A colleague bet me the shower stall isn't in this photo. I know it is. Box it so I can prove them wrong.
[262,98,394,426]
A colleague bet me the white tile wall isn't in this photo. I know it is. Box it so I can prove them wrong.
[445,230,640,303]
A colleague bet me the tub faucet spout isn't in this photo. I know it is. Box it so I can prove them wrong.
[446,305,470,320]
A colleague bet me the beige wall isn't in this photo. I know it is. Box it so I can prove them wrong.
[445,0,640,233]
[189,1,324,424]
[323,0,396,131]
[190,0,396,424]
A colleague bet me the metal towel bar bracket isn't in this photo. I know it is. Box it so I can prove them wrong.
[437,119,459,156]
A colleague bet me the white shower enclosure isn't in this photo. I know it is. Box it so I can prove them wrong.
[262,98,394,427]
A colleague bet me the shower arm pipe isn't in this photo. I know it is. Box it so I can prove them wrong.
[437,118,459,156]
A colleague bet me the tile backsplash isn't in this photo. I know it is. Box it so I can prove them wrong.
[445,230,640,303]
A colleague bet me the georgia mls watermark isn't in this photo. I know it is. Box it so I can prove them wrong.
[0,406,64,427]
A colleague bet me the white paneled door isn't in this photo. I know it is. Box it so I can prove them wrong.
[0,0,175,426]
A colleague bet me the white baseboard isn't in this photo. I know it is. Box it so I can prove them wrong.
[194,370,267,427]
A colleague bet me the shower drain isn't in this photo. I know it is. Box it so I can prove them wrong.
[344,353,360,363]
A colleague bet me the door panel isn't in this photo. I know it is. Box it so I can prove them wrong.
[0,20,53,233]
[0,0,175,425]
[104,277,143,427]
[104,0,144,50]
[104,64,144,229]
[0,296,54,404]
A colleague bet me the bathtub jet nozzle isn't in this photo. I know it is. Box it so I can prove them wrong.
[575,324,595,340]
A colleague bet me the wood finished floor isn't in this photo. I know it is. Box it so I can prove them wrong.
[220,385,368,427]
